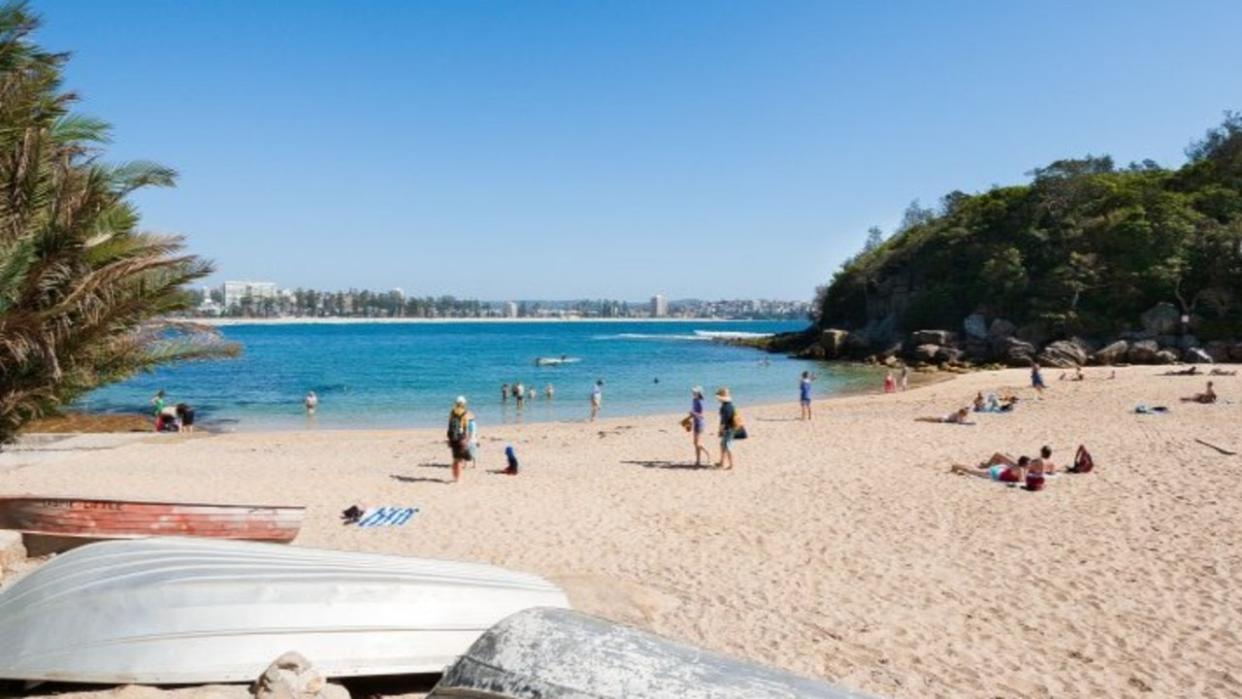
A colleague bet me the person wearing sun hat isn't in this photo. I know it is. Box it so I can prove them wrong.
[715,387,737,470]
[447,396,473,483]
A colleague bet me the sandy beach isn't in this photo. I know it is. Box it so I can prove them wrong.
[3,366,1241,698]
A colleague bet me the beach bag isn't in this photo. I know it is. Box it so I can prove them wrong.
[731,410,748,439]
[1070,445,1095,473]
[680,414,694,432]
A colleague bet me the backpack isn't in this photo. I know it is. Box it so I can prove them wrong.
[447,412,468,442]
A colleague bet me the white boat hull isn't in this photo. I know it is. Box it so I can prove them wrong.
[0,538,569,684]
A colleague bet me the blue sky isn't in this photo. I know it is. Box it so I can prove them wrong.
[32,1,1242,300]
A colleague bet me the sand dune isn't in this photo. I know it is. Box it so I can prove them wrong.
[3,367,1241,698]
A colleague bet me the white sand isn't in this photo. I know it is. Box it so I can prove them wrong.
[3,367,1241,698]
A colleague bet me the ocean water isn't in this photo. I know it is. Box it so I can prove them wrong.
[79,321,880,431]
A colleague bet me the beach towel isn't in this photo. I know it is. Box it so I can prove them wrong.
[356,506,419,527]
[1135,404,1170,414]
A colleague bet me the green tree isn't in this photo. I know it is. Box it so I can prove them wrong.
[0,3,236,443]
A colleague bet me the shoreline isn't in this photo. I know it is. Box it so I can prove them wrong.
[38,367,949,437]
[191,316,806,327]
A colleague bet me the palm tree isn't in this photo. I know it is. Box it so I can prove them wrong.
[0,2,237,444]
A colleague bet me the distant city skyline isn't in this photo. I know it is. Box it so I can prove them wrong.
[32,1,1242,298]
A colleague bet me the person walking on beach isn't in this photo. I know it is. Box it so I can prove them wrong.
[690,387,710,465]
[799,371,815,420]
[304,390,318,415]
[899,364,909,391]
[590,379,603,421]
[1031,361,1046,395]
[447,396,473,483]
[716,387,738,470]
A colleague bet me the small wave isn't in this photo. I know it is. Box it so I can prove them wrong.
[692,330,774,340]
[593,333,711,341]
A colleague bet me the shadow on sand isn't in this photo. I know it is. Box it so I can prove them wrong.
[622,459,717,471]
[390,474,452,485]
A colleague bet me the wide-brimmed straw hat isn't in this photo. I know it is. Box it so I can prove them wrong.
[715,387,732,401]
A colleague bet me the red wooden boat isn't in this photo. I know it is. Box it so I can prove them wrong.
[0,496,304,542]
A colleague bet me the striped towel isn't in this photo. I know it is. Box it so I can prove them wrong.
[356,506,419,527]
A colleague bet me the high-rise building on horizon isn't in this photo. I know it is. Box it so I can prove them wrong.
[504,301,519,318]
[650,294,668,318]
[222,281,278,308]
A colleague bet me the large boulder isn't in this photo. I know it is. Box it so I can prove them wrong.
[1141,302,1182,336]
[795,343,826,359]
[911,329,956,346]
[1184,347,1214,364]
[1178,334,1201,351]
[1092,340,1129,365]
[993,337,1036,367]
[1015,322,1049,348]
[910,344,940,362]
[962,339,992,362]
[1037,339,1089,368]
[1127,340,1160,364]
[935,346,964,364]
[963,313,988,340]
[1205,341,1232,363]
[818,329,849,358]
[988,318,1017,339]
[1155,349,1180,364]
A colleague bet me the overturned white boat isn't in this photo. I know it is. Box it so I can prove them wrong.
[429,607,874,698]
[0,538,569,684]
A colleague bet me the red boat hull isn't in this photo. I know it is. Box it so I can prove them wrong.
[0,497,303,542]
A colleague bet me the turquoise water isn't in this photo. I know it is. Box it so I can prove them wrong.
[79,321,876,430]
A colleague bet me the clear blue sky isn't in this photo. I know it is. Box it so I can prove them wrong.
[32,0,1242,300]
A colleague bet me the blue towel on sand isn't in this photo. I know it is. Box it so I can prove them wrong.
[357,506,419,527]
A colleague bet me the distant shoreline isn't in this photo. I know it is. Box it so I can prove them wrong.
[192,317,801,327]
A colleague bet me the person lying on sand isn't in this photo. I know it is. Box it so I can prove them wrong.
[1164,366,1200,376]
[917,407,975,425]
[950,455,1029,483]
[1210,368,1237,376]
[1181,381,1218,404]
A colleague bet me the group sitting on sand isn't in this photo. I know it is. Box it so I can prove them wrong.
[951,445,1056,491]
[972,391,1018,413]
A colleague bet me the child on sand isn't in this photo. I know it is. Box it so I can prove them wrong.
[883,371,896,393]
[799,372,814,420]
[590,380,603,421]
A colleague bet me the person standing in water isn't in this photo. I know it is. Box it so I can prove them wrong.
[799,371,815,420]
[501,384,509,403]
[447,396,473,483]
[690,387,710,466]
[590,379,604,421]
[304,391,318,415]
[716,387,738,470]
[545,384,555,399]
